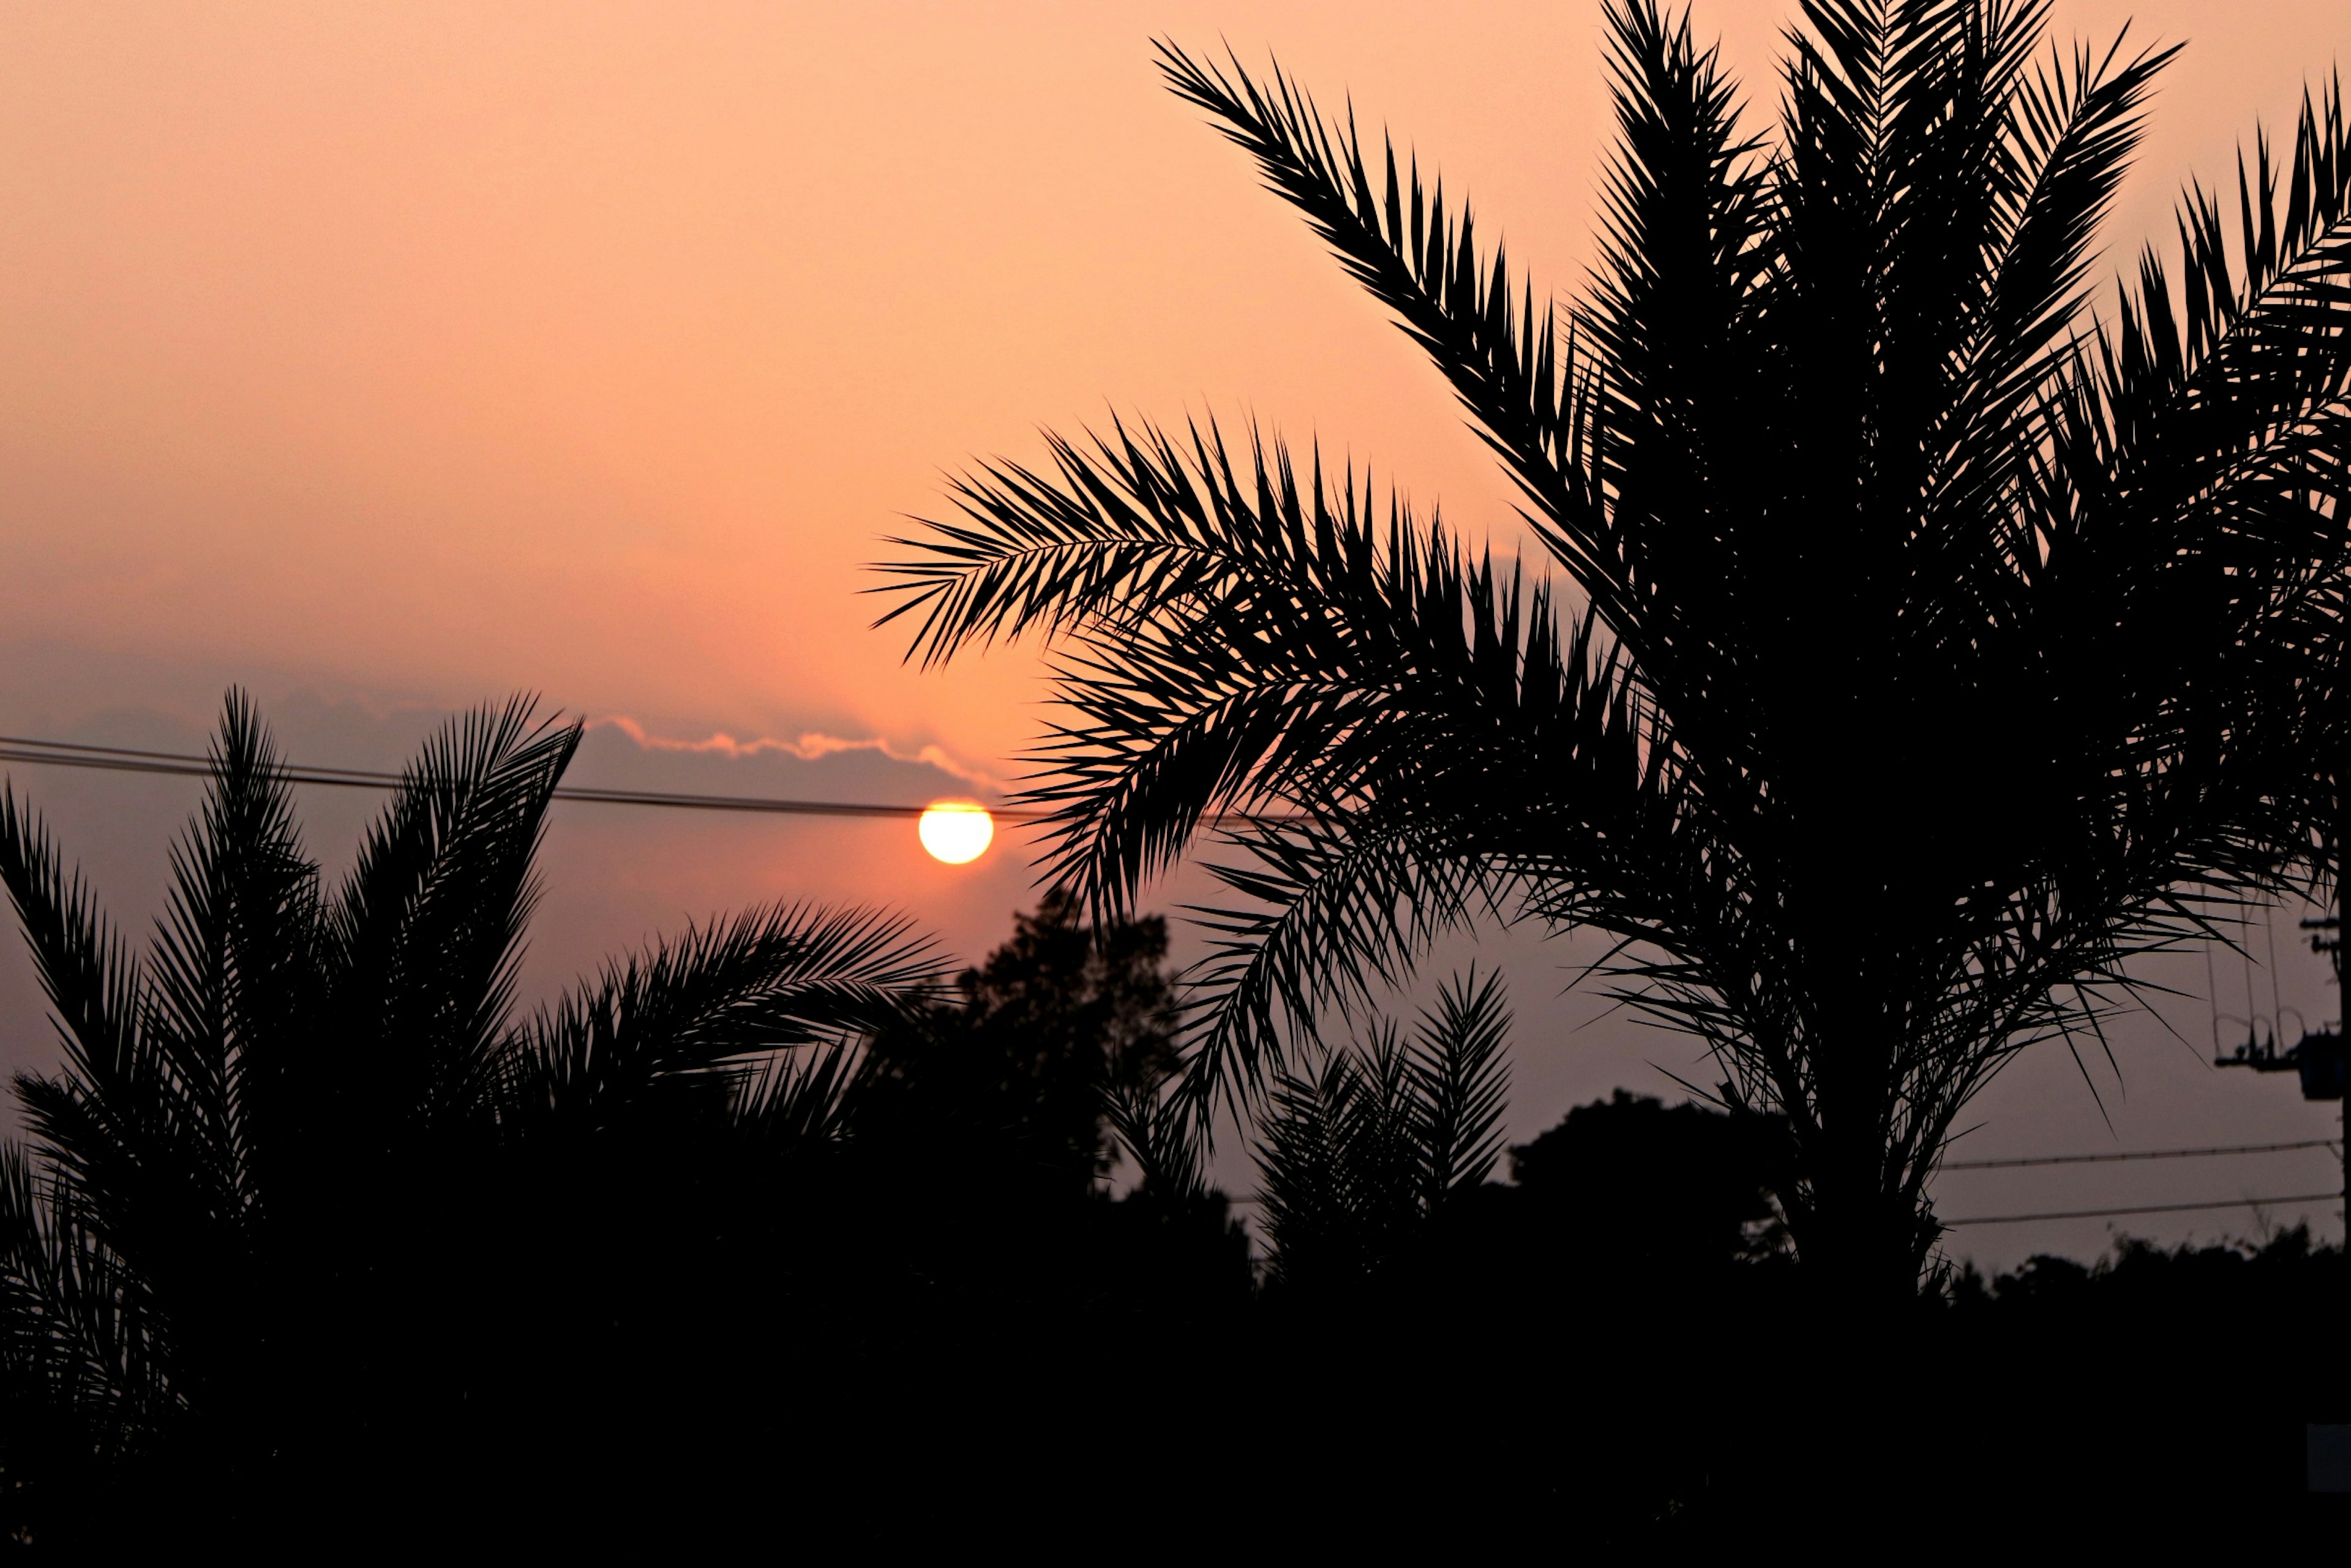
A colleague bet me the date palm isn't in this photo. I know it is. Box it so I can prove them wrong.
[0,692,940,1523]
[880,1,2351,1300]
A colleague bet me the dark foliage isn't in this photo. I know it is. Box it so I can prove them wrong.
[0,694,2334,1549]
[0,696,1258,1551]
[1238,1092,2344,1551]
[1485,1223,2351,1551]
[862,887,1182,1193]
[802,890,1253,1513]
[1934,1225,2349,1534]
[1496,1089,1792,1273]
[1888,1229,2347,1547]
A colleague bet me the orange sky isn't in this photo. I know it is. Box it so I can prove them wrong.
[4,2,2349,1264]
[9,1,2347,772]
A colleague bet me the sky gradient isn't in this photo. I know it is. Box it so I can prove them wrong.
[5,1,2349,1266]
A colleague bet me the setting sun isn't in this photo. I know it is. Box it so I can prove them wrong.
[917,801,994,864]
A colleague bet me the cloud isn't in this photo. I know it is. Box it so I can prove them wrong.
[585,715,1003,795]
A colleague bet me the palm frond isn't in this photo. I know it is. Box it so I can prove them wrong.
[1100,1074,1210,1204]
[874,413,1345,669]
[1955,25,2172,437]
[1404,969,1512,1201]
[1177,814,1505,1113]
[325,696,580,1131]
[506,902,943,1135]
[0,792,143,1153]
[0,794,212,1297]
[1152,39,1620,616]
[1585,0,1772,601]
[2090,73,2351,543]
[0,1142,175,1450]
[729,1037,872,1154]
[889,413,1689,1111]
[140,690,320,1232]
[1252,1032,1395,1288]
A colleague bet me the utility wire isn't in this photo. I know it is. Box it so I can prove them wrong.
[1224,1189,2345,1227]
[1223,1141,2342,1196]
[0,744,983,819]
[0,733,1041,820]
[1941,1137,2341,1170]
[0,733,1318,828]
[1941,1191,2344,1226]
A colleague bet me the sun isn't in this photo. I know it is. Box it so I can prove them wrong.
[917,801,994,865]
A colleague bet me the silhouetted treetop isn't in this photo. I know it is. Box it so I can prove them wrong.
[1508,1089,1791,1272]
[863,888,1179,1191]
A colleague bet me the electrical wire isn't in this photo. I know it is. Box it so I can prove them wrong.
[1222,1187,2346,1226]
[1941,1190,2344,1226]
[0,733,1042,820]
[0,732,1308,827]
[1941,1137,2341,1170]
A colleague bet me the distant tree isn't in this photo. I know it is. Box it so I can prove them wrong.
[879,1,2351,1303]
[1504,1090,1791,1275]
[861,887,1180,1194]
[0,693,941,1547]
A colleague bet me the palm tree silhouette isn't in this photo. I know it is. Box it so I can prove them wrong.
[1250,970,1512,1295]
[0,692,940,1521]
[880,1,2351,1299]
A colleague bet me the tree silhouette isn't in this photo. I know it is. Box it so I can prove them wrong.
[840,890,1248,1343]
[861,887,1181,1194]
[0,692,942,1543]
[1504,1090,1791,1275]
[879,1,2351,1300]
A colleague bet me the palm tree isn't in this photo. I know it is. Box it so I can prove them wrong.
[0,692,940,1529]
[879,1,2351,1302]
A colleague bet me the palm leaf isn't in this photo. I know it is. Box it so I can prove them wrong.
[504,903,943,1136]
[1405,969,1512,1202]
[323,696,580,1135]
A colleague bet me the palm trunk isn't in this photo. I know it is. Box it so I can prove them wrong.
[1780,1120,1933,1316]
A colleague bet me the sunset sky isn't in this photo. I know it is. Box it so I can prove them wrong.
[4,1,2348,1266]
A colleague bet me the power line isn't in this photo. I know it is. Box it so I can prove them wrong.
[0,733,1037,820]
[0,732,1306,828]
[1941,1137,2341,1171]
[1941,1191,2343,1226]
[1222,1141,2345,1204]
